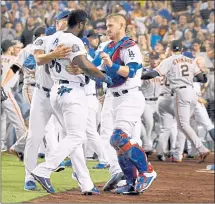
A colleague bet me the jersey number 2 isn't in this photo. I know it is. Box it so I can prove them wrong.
[181,65,189,76]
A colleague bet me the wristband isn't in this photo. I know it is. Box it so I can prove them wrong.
[109,63,120,72]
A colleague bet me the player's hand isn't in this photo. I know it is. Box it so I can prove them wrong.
[52,44,71,59]
[98,95,105,105]
[100,52,113,67]
[198,96,208,106]
[65,64,83,75]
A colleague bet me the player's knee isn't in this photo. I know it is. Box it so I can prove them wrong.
[110,129,129,149]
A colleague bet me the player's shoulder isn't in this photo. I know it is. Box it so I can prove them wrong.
[120,37,137,49]
[33,36,48,46]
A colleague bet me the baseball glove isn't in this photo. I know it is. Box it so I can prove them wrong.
[1,87,8,102]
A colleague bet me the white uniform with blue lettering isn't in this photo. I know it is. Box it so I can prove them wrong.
[84,54,109,165]
[155,54,209,160]
[140,69,162,152]
[31,31,95,192]
[23,36,60,183]
[99,41,144,177]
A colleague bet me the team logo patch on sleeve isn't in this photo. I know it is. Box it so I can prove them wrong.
[35,39,43,45]
[72,44,80,52]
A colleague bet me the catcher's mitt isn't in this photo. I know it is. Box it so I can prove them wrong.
[1,87,8,102]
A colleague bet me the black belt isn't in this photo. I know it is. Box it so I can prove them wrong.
[59,80,84,87]
[160,93,174,96]
[87,94,96,96]
[178,86,187,89]
[35,83,51,92]
[30,83,36,87]
[113,89,128,97]
[145,97,158,101]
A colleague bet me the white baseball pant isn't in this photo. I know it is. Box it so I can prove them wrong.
[84,94,109,164]
[100,88,144,177]
[32,83,94,192]
[156,96,177,155]
[173,87,209,160]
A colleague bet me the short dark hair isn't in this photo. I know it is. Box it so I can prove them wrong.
[67,9,88,28]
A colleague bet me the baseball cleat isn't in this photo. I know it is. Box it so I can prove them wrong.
[171,157,182,163]
[92,163,110,169]
[31,173,55,193]
[135,170,157,193]
[54,161,65,172]
[24,180,37,191]
[65,159,72,167]
[198,151,210,163]
[157,154,166,161]
[38,153,45,159]
[113,184,139,195]
[10,147,24,162]
[102,172,124,191]
[83,186,100,195]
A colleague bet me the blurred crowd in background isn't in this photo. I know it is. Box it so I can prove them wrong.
[1,0,214,150]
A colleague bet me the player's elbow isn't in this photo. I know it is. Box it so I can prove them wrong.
[194,73,207,83]
[10,64,20,74]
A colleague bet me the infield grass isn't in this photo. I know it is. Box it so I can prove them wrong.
[1,153,109,203]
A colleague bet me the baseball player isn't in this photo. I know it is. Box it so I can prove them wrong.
[156,75,177,161]
[140,51,162,155]
[67,43,110,169]
[142,40,210,163]
[92,13,157,194]
[182,52,215,156]
[1,39,27,158]
[30,10,112,194]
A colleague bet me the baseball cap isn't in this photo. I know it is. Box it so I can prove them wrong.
[45,26,56,36]
[56,10,70,21]
[1,39,16,52]
[170,20,177,25]
[149,51,159,59]
[183,51,194,59]
[171,40,182,51]
[33,26,46,38]
[86,30,99,38]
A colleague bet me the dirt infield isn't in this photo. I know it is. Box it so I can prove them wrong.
[31,154,214,203]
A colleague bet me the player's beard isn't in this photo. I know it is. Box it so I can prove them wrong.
[78,27,85,38]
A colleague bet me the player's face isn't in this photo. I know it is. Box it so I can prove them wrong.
[106,19,121,40]
[13,45,22,56]
[56,19,67,31]
[77,21,87,38]
[150,58,159,68]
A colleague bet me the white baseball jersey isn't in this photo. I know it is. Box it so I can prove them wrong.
[85,54,96,95]
[1,55,19,91]
[141,68,162,98]
[44,31,86,83]
[101,43,143,92]
[160,76,172,95]
[155,54,201,89]
[14,44,36,85]
[193,82,201,96]
[32,36,54,89]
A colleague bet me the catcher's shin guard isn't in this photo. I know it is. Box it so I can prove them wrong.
[110,129,148,173]
[118,153,137,186]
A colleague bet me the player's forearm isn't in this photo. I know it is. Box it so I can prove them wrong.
[34,52,56,66]
[73,55,105,79]
[116,66,129,77]
[141,70,159,80]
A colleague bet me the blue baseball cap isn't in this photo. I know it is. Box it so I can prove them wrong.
[56,10,70,21]
[45,26,56,36]
[183,51,194,59]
